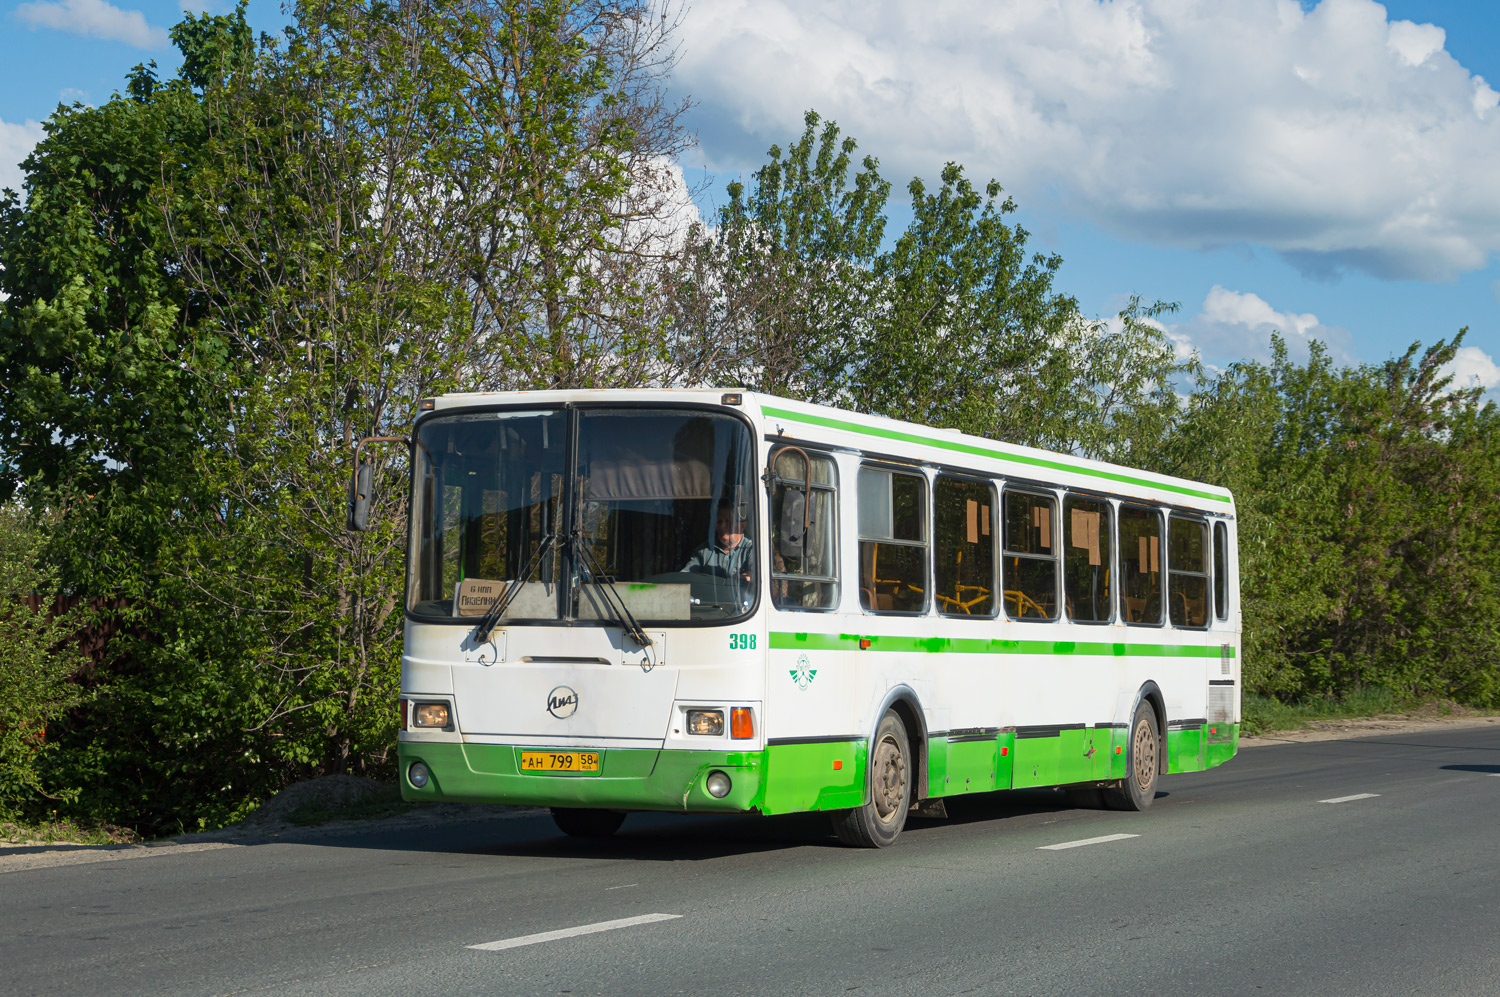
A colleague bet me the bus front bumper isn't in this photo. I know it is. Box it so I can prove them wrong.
[398,739,869,815]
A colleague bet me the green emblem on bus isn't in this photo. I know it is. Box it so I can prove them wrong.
[790,654,816,690]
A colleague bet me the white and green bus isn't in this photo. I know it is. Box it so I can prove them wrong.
[353,389,1240,847]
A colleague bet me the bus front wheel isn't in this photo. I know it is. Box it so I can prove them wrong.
[1104,704,1160,811]
[831,711,911,848]
[551,807,625,838]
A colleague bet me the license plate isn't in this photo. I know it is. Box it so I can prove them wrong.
[520,750,600,773]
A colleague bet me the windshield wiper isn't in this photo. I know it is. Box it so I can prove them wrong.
[569,532,654,650]
[473,532,557,644]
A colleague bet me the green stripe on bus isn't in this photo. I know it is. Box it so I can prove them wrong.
[761,405,1232,504]
[770,631,1234,658]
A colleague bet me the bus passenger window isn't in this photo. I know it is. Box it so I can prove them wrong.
[769,449,839,610]
[1213,521,1229,621]
[1063,495,1111,623]
[1002,490,1058,621]
[1118,505,1162,625]
[934,476,996,617]
[1169,516,1209,628]
[858,467,927,614]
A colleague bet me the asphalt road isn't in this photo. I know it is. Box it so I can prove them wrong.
[4,726,1500,996]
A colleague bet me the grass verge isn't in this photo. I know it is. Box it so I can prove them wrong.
[1240,688,1474,736]
[0,817,142,846]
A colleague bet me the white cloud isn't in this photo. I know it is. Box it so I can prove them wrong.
[1166,286,1357,368]
[16,0,170,49]
[1439,345,1500,395]
[0,118,46,196]
[677,0,1500,282]
[1386,19,1444,68]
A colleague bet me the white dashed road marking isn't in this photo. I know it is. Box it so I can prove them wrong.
[1038,833,1139,851]
[1320,793,1381,804]
[469,913,681,952]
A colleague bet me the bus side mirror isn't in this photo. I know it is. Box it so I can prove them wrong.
[778,488,807,559]
[348,461,374,532]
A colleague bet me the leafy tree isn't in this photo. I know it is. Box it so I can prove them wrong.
[0,7,265,833]
[453,0,695,390]
[2,0,698,833]
[668,110,890,393]
[0,507,87,819]
[674,113,1196,463]
[151,0,699,782]
[1167,334,1500,705]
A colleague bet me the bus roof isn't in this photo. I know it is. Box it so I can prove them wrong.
[423,388,1234,512]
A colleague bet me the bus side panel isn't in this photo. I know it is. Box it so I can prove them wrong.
[1205,724,1239,768]
[931,735,999,797]
[1167,726,1207,773]
[757,740,866,815]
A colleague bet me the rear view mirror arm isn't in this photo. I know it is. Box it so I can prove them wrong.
[347,435,410,532]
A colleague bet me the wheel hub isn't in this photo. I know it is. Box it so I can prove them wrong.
[872,734,906,821]
[1132,718,1157,790]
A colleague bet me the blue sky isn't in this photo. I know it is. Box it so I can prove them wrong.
[2,0,1497,396]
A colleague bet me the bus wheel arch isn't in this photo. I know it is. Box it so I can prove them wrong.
[878,689,928,802]
[1138,682,1168,776]
[1103,684,1165,811]
[831,687,926,848]
[1121,680,1167,776]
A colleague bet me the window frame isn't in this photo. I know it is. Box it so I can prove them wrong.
[932,472,999,620]
[1167,513,1211,630]
[1213,519,1230,623]
[767,445,841,613]
[999,485,1062,623]
[856,463,931,617]
[1061,490,1115,626]
[404,400,761,628]
[1117,502,1165,628]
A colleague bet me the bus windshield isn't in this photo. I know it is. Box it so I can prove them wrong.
[408,406,758,623]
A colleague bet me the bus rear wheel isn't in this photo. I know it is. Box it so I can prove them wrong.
[551,807,625,838]
[1103,703,1160,811]
[831,711,911,848]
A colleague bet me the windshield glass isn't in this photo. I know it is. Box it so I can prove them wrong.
[409,409,567,619]
[407,406,758,623]
[574,409,757,621]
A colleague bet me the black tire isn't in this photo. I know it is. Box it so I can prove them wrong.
[831,711,911,847]
[551,807,625,838]
[1103,702,1160,811]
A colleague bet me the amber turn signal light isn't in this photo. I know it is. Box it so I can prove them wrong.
[731,707,754,739]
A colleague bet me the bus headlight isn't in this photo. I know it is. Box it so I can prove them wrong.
[687,709,724,736]
[413,703,451,728]
[408,761,431,789]
[705,770,732,798]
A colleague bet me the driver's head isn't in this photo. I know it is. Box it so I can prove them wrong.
[715,503,746,547]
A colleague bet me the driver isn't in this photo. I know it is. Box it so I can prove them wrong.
[683,502,753,587]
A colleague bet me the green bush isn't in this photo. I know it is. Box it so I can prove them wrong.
[0,507,86,819]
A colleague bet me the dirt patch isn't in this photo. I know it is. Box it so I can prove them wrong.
[1241,710,1500,747]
